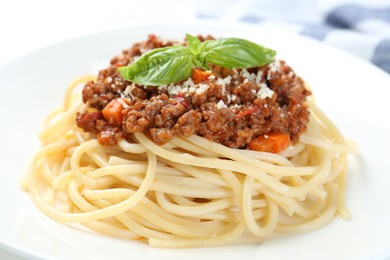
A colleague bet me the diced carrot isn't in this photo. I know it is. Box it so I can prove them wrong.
[102,99,124,126]
[192,68,212,84]
[248,133,291,153]
[235,106,260,118]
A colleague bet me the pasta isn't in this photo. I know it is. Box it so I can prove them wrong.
[25,76,357,248]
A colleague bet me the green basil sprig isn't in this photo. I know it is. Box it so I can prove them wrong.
[118,34,276,86]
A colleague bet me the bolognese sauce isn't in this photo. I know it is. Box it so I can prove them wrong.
[77,35,311,150]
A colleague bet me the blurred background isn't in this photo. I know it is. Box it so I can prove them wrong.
[0,0,389,73]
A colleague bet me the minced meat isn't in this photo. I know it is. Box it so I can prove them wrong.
[76,34,311,149]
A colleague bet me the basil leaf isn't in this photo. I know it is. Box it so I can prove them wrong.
[118,46,193,86]
[199,38,276,69]
[118,34,277,87]
[186,33,201,55]
[186,34,209,70]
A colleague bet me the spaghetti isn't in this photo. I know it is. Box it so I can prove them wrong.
[25,35,357,248]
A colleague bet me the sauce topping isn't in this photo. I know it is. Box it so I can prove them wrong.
[77,35,311,150]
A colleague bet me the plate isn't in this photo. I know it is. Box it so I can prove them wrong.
[1,20,390,260]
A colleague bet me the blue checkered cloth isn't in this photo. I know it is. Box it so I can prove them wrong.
[196,2,390,73]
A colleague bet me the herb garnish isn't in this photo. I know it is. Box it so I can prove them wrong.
[118,34,276,86]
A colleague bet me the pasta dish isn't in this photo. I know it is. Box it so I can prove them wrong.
[24,34,357,248]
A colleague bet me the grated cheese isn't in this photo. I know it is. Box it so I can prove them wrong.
[182,78,196,94]
[158,85,167,91]
[257,82,274,99]
[221,85,226,95]
[255,70,263,86]
[217,100,227,109]
[183,78,195,89]
[269,60,281,73]
[196,83,209,94]
[188,86,196,94]
[117,98,129,109]
[217,75,232,86]
[158,78,209,96]
[240,69,256,81]
[216,75,232,96]
[167,84,182,96]
[267,60,281,80]
[123,84,135,99]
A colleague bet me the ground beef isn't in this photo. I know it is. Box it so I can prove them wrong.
[77,35,311,149]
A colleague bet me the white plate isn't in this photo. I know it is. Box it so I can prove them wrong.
[1,20,390,260]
